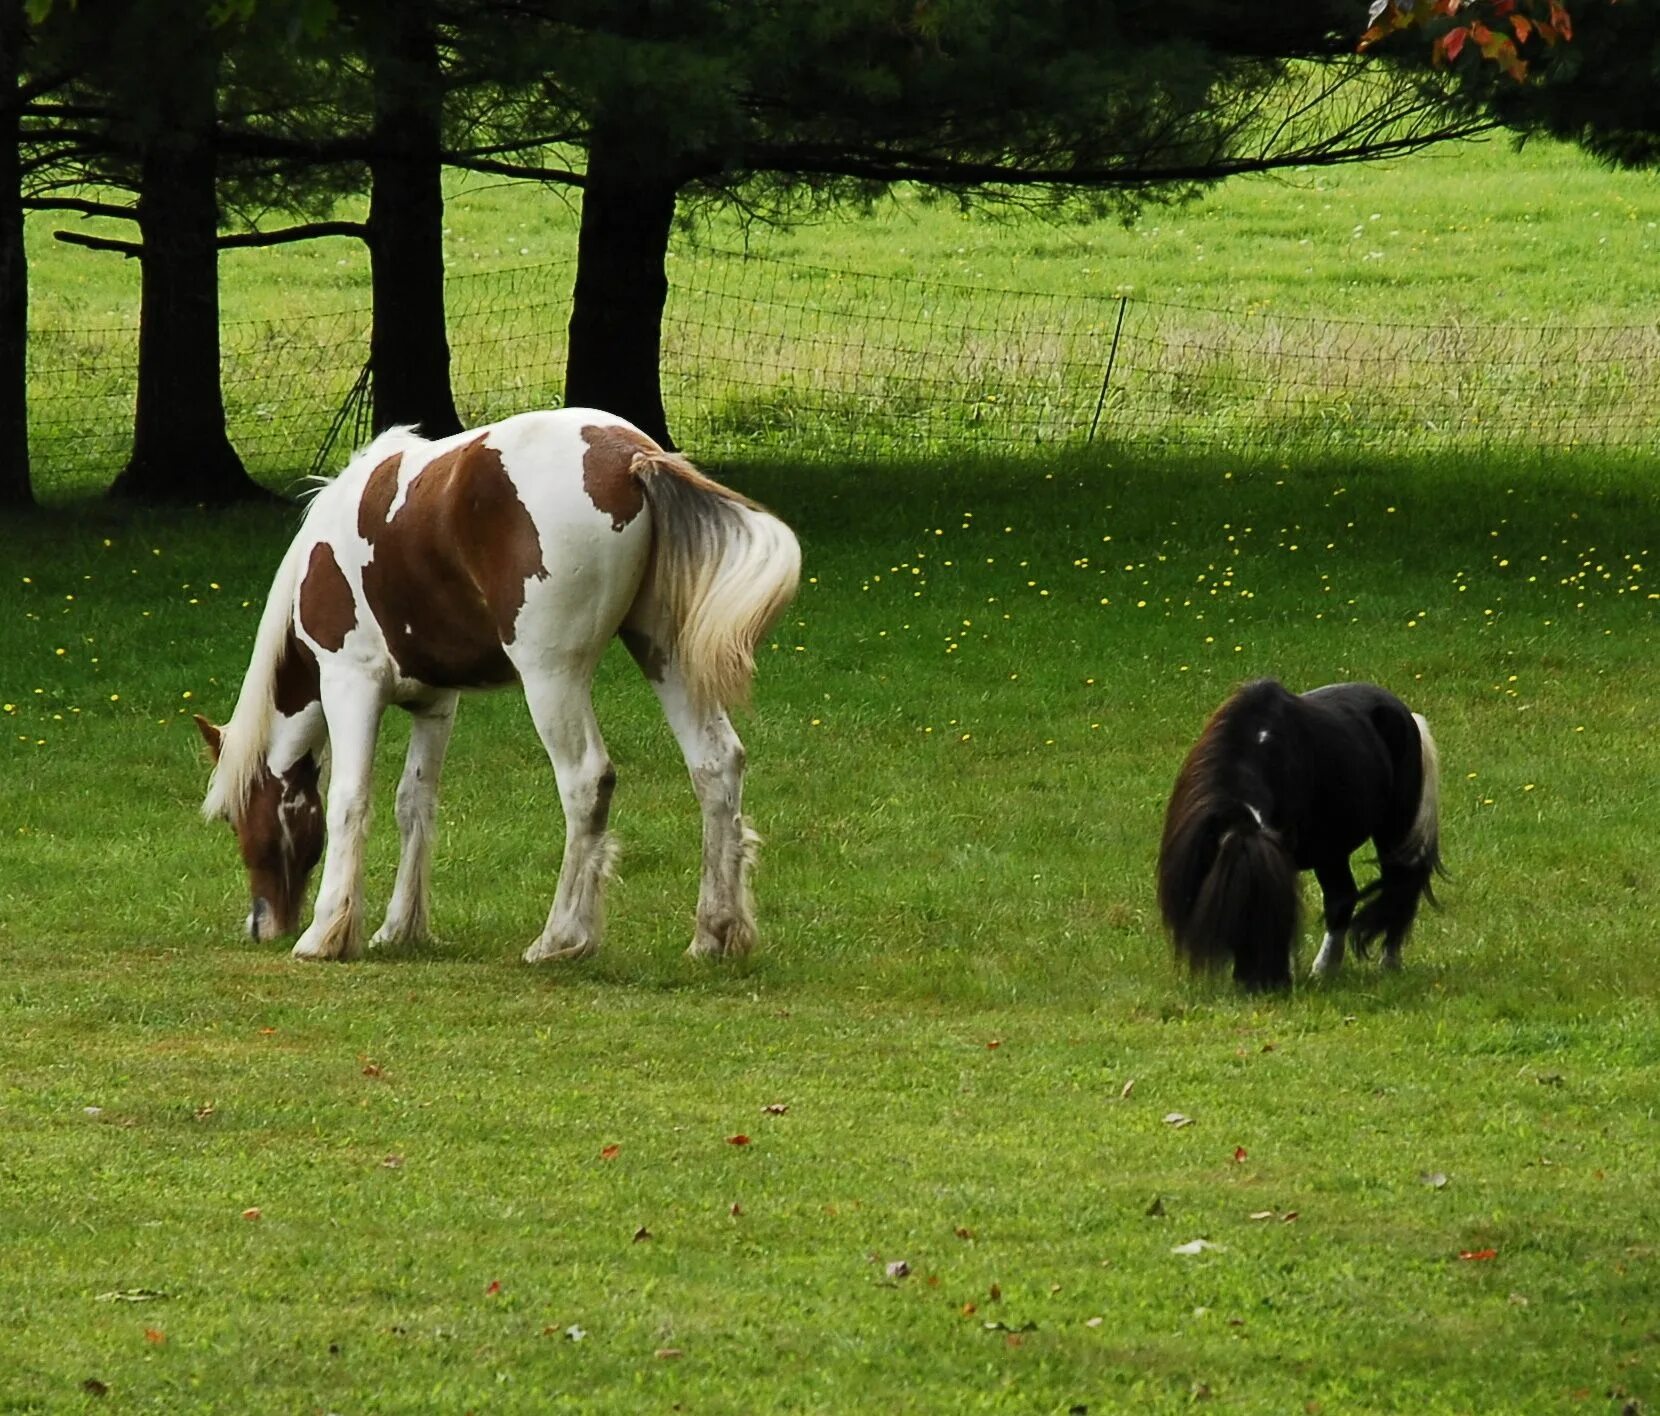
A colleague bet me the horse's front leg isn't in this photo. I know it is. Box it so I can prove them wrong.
[1310,859,1358,979]
[519,660,617,964]
[293,679,383,962]
[635,653,757,960]
[371,693,459,951]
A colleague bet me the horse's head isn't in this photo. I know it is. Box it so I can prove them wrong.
[195,715,324,941]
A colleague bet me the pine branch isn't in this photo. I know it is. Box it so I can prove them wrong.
[52,229,142,257]
[217,220,367,249]
[22,196,138,222]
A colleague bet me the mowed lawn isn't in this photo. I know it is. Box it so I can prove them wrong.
[1,440,1654,1412]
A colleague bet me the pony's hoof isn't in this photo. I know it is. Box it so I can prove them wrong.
[523,935,599,964]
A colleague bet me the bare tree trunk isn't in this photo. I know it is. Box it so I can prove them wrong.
[564,127,679,449]
[110,23,256,503]
[0,0,31,508]
[366,0,460,438]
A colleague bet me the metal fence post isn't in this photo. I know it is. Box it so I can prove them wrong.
[1087,295,1129,444]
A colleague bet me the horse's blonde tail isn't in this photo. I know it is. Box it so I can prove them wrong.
[1405,711,1442,874]
[629,452,800,714]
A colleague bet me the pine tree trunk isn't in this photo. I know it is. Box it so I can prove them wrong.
[110,30,256,503]
[564,130,680,449]
[366,2,460,438]
[0,0,31,508]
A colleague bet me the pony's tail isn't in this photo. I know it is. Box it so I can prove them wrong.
[1159,806,1300,992]
[1351,711,1445,958]
[629,452,801,714]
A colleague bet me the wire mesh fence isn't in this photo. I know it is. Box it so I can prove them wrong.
[24,245,1660,493]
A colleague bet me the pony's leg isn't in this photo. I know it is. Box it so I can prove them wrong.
[632,654,756,960]
[293,679,383,962]
[1375,858,1414,971]
[519,660,618,964]
[1309,860,1358,979]
[371,693,460,950]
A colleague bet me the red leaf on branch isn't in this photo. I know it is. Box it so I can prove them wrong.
[1510,14,1532,43]
[1442,24,1470,60]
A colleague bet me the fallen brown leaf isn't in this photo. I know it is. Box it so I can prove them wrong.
[241,1207,262,1221]
[726,1134,752,1147]
[762,1103,789,1115]
[633,1227,652,1243]
[143,1329,165,1346]
[81,1379,109,1398]
[954,1226,975,1240]
[655,1348,683,1360]
[600,1144,620,1162]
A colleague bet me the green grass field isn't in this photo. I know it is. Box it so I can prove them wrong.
[4,136,1658,1412]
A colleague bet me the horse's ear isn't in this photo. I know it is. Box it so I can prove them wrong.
[193,714,223,761]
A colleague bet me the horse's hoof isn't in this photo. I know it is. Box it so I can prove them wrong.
[292,919,362,961]
[369,922,429,952]
[686,921,756,960]
[523,936,598,964]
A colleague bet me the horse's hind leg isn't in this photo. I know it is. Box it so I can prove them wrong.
[1309,860,1358,979]
[520,660,618,964]
[371,693,459,950]
[628,645,757,960]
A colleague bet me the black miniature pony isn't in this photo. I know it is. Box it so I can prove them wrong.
[1157,680,1444,991]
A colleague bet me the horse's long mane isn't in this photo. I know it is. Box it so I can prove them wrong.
[201,426,430,823]
[1157,681,1301,985]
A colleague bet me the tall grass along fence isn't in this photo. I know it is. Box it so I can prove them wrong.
[26,247,1660,494]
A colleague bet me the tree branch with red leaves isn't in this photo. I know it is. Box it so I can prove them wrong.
[1360,0,1581,80]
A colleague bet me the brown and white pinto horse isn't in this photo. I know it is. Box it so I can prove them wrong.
[196,408,800,964]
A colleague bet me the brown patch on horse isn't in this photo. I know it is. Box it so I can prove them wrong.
[580,423,653,531]
[358,435,546,687]
[357,451,404,540]
[298,542,357,652]
[619,626,668,684]
[274,628,321,717]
